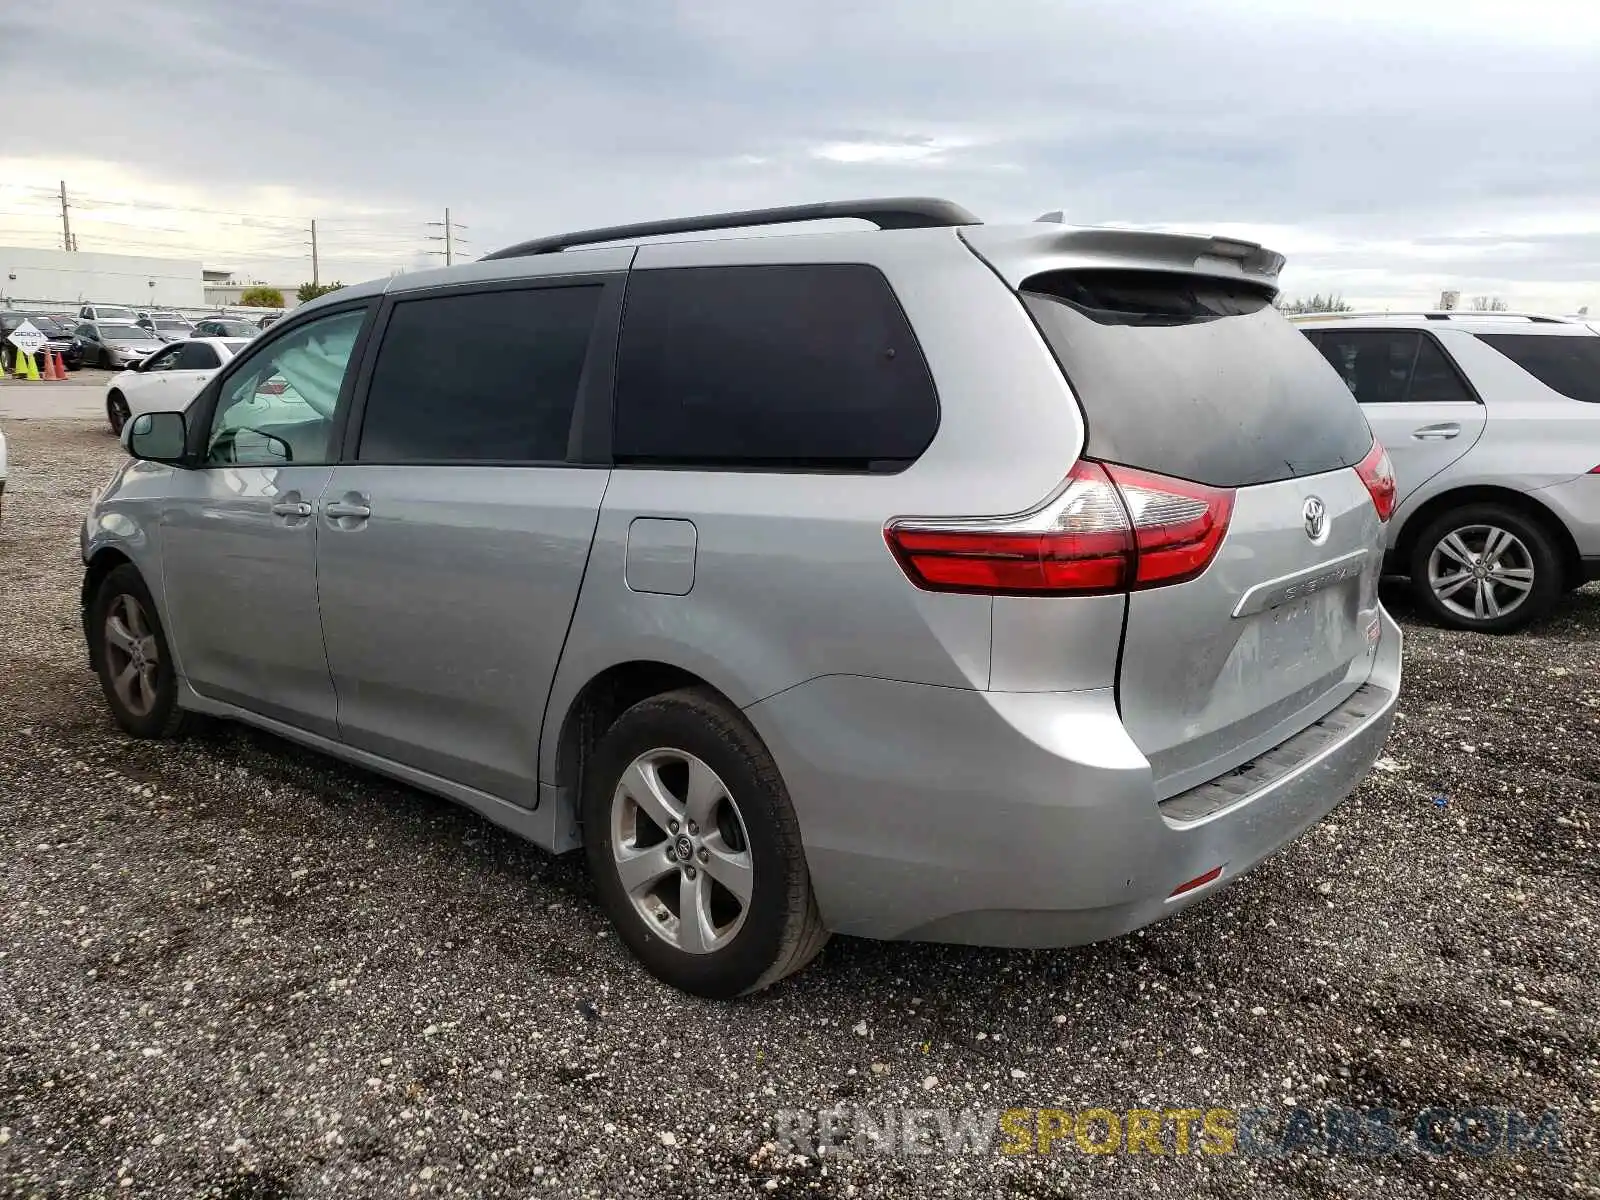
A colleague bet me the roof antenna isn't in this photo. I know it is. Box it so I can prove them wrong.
[1034,210,1065,223]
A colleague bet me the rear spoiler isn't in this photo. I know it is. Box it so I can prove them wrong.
[961,225,1285,293]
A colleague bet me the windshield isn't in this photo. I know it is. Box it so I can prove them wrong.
[216,321,256,336]
[101,325,154,343]
[154,319,190,329]
[96,307,136,321]
[33,317,69,335]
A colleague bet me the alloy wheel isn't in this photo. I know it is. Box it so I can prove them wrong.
[103,593,161,716]
[1427,524,1536,622]
[610,748,754,954]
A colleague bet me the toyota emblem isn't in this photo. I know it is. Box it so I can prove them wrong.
[1302,496,1328,543]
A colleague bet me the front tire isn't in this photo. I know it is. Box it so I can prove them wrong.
[90,564,189,738]
[1409,504,1561,633]
[581,687,828,997]
[107,390,130,435]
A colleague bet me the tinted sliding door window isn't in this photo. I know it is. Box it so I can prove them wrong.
[612,263,939,470]
[357,286,603,463]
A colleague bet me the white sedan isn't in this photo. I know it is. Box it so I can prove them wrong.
[105,337,252,435]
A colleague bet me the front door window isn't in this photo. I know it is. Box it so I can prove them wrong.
[204,309,364,466]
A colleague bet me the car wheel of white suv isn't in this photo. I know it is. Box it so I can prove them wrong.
[581,687,828,997]
[1409,504,1561,633]
[107,390,130,436]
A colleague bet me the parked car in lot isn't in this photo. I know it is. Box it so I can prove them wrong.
[190,317,260,339]
[79,303,138,324]
[73,321,168,371]
[135,311,196,342]
[103,337,252,434]
[31,314,86,368]
[80,198,1402,997]
[1294,311,1600,632]
[1,311,83,371]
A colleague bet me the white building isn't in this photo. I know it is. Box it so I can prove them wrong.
[1,246,206,310]
[203,270,300,312]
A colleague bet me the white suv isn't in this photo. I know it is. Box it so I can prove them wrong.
[1293,312,1600,632]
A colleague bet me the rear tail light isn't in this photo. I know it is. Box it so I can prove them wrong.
[885,461,1234,596]
[1355,439,1397,522]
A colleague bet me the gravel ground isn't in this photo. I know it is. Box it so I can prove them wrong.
[2,419,1596,1199]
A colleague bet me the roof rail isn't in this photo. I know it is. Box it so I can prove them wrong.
[481,197,981,260]
[1287,310,1575,324]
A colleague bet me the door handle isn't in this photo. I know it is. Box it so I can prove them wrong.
[324,500,372,520]
[270,501,314,518]
[1411,423,1461,440]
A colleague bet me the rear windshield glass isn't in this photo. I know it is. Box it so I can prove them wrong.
[1022,270,1374,487]
[1475,333,1600,404]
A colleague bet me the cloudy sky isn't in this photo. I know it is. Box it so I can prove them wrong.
[3,0,1598,309]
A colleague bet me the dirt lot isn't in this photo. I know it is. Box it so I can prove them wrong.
[2,419,1596,1199]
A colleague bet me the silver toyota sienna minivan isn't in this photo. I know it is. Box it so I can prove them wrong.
[80,199,1402,997]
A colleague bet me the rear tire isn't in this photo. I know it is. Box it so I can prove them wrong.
[581,687,828,997]
[90,564,190,739]
[1408,503,1561,633]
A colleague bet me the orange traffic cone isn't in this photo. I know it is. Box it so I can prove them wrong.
[40,351,57,381]
[52,350,67,379]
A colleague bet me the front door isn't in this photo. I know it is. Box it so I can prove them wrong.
[159,306,372,737]
[315,279,617,803]
[118,341,185,418]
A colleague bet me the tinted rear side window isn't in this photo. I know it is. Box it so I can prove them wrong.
[613,264,938,470]
[1308,329,1475,405]
[1476,334,1600,404]
[358,285,602,462]
[1023,271,1373,487]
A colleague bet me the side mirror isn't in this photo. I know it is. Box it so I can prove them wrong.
[125,411,189,465]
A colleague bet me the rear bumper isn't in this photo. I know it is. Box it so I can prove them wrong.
[747,608,1402,946]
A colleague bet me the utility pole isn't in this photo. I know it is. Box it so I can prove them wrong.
[60,181,73,252]
[308,219,320,287]
[426,209,467,266]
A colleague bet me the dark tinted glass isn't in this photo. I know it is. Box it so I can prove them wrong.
[358,286,602,463]
[175,342,220,370]
[612,264,938,469]
[1023,271,1374,487]
[1310,330,1418,404]
[1477,334,1600,404]
[1407,336,1474,403]
[1311,330,1474,405]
